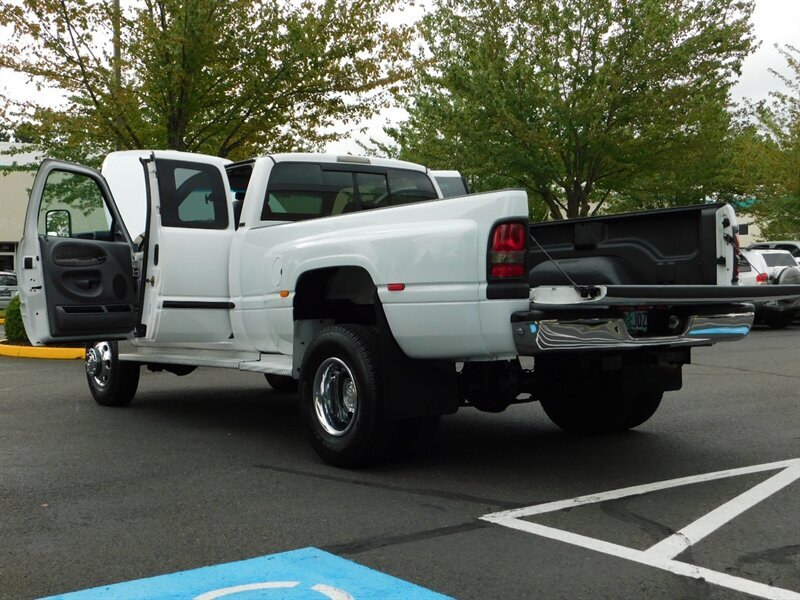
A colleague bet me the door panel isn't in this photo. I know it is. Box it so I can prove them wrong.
[18,159,137,344]
[39,236,137,336]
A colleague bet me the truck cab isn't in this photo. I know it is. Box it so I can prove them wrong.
[17,151,449,349]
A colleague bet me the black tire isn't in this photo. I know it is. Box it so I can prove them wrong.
[264,373,299,393]
[541,392,662,433]
[762,313,795,329]
[619,393,662,429]
[300,324,391,468]
[85,341,140,407]
[404,416,441,447]
[390,416,441,459]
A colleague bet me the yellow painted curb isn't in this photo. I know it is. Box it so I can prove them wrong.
[0,340,84,360]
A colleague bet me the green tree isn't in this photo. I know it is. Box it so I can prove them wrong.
[0,0,413,162]
[743,45,800,240]
[4,295,29,345]
[387,0,754,219]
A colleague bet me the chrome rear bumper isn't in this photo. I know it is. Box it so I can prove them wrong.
[511,311,754,353]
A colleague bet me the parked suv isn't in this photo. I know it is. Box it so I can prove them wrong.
[0,271,18,310]
[748,241,800,266]
[738,249,800,328]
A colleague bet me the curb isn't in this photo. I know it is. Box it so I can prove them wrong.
[0,340,84,360]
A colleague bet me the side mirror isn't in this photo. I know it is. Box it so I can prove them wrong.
[45,209,73,238]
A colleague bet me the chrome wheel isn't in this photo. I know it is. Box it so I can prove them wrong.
[313,357,358,436]
[86,342,113,389]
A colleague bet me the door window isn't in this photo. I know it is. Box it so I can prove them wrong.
[387,170,437,205]
[355,173,389,210]
[262,163,342,220]
[37,170,114,240]
[156,160,229,229]
[262,162,438,221]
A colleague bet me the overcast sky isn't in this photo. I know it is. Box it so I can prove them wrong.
[2,0,798,155]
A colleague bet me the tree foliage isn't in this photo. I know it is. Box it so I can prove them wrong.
[741,45,800,240]
[0,0,413,162]
[4,295,29,345]
[387,0,755,219]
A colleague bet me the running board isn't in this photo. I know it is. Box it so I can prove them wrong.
[119,350,293,376]
[238,355,293,376]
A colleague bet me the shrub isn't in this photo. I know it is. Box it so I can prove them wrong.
[4,295,30,344]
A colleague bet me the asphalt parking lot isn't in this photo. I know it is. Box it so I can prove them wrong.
[1,324,798,600]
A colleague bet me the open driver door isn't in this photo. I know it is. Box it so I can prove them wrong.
[17,159,138,345]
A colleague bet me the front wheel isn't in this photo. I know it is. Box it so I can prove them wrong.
[300,324,391,468]
[541,391,662,433]
[85,341,140,407]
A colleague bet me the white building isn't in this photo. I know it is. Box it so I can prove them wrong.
[0,142,41,271]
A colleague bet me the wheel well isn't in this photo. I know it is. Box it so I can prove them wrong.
[293,267,460,421]
[294,266,377,325]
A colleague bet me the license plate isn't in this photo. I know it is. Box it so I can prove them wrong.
[625,310,648,333]
[0,289,10,297]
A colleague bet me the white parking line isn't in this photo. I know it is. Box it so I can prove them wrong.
[646,465,800,560]
[482,459,800,600]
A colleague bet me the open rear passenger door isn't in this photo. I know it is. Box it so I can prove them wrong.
[17,159,138,344]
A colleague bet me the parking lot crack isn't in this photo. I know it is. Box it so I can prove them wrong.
[737,544,800,567]
[690,362,800,380]
[253,463,525,509]
[599,500,677,543]
[322,521,491,555]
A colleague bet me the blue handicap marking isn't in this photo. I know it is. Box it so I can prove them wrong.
[40,547,451,600]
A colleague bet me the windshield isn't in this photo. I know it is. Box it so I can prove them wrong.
[762,253,797,267]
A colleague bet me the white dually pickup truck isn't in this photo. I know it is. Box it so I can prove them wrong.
[17,151,800,467]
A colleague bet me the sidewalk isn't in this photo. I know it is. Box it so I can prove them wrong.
[0,342,84,359]
[0,322,84,359]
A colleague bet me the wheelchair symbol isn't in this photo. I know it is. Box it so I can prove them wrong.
[195,581,353,600]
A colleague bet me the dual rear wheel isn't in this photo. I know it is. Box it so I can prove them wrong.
[540,391,662,433]
[299,324,439,468]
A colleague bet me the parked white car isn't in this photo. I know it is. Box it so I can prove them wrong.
[758,249,800,280]
[748,241,800,267]
[738,248,800,328]
[0,271,18,310]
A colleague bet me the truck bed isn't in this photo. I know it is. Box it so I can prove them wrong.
[528,203,729,286]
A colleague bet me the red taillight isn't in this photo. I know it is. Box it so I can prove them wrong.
[489,222,527,279]
[492,223,526,252]
[756,272,768,284]
[491,263,526,278]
